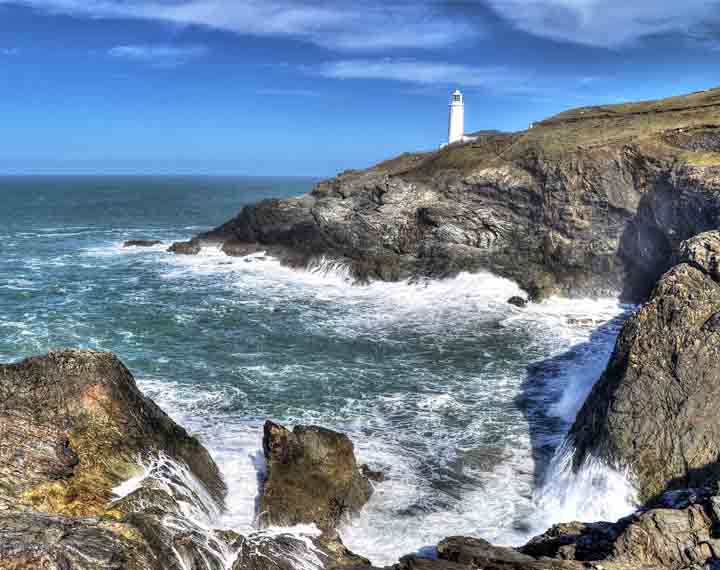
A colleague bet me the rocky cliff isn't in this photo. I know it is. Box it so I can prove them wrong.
[570,230,720,502]
[175,88,720,301]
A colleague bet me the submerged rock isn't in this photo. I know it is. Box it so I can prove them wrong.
[259,421,373,530]
[123,239,163,248]
[507,296,527,308]
[571,230,720,501]
[168,240,201,255]
[187,88,720,302]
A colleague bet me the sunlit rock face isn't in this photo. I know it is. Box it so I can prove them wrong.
[174,88,720,302]
[571,230,720,502]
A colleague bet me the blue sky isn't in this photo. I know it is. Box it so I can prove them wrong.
[1,1,719,176]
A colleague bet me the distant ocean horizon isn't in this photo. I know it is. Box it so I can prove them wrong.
[0,175,635,564]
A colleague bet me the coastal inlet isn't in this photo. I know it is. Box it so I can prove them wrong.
[0,176,635,564]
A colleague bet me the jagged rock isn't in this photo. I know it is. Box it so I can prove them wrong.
[259,421,373,530]
[0,350,226,516]
[231,531,369,570]
[0,512,166,570]
[123,240,163,248]
[571,231,720,501]
[168,240,201,255]
[360,464,386,483]
[677,230,720,281]
[187,88,720,302]
[507,296,528,308]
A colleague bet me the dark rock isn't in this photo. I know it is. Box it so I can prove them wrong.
[571,231,720,501]
[188,88,720,302]
[222,240,263,257]
[507,296,528,308]
[123,240,163,248]
[168,240,201,255]
[0,511,165,570]
[230,530,369,570]
[259,421,373,530]
[0,349,226,516]
[360,464,386,483]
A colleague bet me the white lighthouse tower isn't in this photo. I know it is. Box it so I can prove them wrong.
[448,89,465,144]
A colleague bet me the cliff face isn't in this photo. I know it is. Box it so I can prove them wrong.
[184,88,720,301]
[570,231,720,502]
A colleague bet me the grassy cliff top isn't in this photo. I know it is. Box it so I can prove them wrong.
[380,87,720,180]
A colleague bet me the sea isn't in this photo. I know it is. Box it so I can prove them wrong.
[0,176,637,566]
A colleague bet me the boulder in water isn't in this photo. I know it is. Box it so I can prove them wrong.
[168,240,201,255]
[259,420,373,530]
[507,296,528,308]
[570,230,720,501]
[123,239,163,248]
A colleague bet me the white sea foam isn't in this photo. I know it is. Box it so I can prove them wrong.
[113,247,637,566]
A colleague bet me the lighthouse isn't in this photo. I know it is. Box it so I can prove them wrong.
[448,89,464,144]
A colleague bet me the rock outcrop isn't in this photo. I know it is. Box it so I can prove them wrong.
[259,421,373,530]
[0,351,369,570]
[0,349,226,516]
[570,231,720,502]
[352,489,720,570]
[173,88,720,301]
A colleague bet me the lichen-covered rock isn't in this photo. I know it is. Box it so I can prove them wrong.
[0,350,226,517]
[189,88,720,301]
[259,421,373,530]
[571,231,720,501]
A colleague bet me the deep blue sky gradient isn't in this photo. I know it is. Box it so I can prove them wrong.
[1,1,719,176]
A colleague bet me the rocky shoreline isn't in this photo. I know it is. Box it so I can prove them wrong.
[168,88,720,302]
[9,87,720,568]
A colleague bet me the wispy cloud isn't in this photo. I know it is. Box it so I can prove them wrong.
[3,0,719,50]
[484,0,720,47]
[316,59,596,100]
[108,44,208,67]
[0,0,479,51]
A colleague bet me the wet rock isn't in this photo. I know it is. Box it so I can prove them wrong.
[168,240,201,255]
[0,349,226,516]
[123,239,163,248]
[571,231,720,501]
[0,511,165,570]
[259,421,373,530]
[360,464,386,483]
[230,530,369,570]
[222,240,263,257]
[507,296,528,308]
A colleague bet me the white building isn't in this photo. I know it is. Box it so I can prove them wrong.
[448,89,465,144]
[443,90,476,147]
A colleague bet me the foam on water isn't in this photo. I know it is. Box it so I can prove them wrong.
[1,210,639,568]
[130,250,638,565]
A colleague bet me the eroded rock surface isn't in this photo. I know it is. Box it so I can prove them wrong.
[571,231,720,501]
[173,88,720,301]
[260,421,373,530]
[0,349,225,516]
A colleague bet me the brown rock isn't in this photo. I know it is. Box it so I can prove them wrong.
[259,421,372,530]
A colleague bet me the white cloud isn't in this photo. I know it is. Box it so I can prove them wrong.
[316,58,598,100]
[486,0,720,47]
[0,0,479,51]
[108,43,208,66]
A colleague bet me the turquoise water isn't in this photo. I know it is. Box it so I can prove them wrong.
[0,176,635,564]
